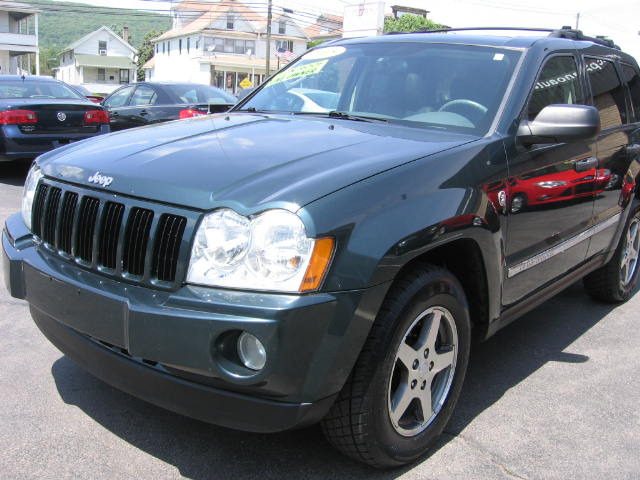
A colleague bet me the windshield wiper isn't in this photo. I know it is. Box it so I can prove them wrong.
[327,111,388,123]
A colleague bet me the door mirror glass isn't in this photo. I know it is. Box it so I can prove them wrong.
[518,104,601,144]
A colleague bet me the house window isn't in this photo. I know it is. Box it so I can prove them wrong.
[179,39,182,54]
[224,38,234,53]
[245,40,255,55]
[278,19,286,34]
[276,40,293,52]
[98,40,107,55]
[120,69,130,84]
[227,14,234,30]
[97,68,106,82]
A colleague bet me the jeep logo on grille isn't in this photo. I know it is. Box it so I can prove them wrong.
[56,112,66,121]
[87,171,113,187]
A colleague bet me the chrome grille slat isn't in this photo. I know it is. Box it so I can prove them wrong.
[42,187,61,246]
[30,181,189,286]
[98,202,125,270]
[31,183,48,238]
[76,197,100,263]
[123,207,154,276]
[153,214,186,282]
[58,191,78,254]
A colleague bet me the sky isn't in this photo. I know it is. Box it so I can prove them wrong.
[52,0,640,59]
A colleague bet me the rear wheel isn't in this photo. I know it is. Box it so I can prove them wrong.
[584,207,640,302]
[321,265,471,468]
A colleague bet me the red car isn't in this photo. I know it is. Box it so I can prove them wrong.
[510,163,612,213]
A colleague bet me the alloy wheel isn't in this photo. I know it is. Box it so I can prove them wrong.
[387,306,458,437]
[621,214,640,287]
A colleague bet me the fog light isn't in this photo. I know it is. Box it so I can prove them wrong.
[237,332,266,371]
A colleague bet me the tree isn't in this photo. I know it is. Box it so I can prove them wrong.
[38,45,59,76]
[383,14,445,33]
[136,30,163,81]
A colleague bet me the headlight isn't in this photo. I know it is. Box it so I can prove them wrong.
[21,164,43,230]
[187,208,334,292]
[535,180,568,188]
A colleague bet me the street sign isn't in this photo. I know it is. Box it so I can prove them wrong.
[239,77,253,89]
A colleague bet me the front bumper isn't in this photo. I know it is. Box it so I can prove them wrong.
[3,213,388,432]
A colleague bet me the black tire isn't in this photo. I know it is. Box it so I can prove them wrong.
[584,206,640,303]
[320,264,471,468]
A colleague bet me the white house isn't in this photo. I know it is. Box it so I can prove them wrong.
[55,26,137,94]
[0,1,40,75]
[145,0,309,94]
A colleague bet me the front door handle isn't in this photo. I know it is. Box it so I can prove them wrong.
[575,157,598,172]
[140,109,148,116]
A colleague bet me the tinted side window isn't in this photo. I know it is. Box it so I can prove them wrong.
[621,64,640,122]
[130,86,157,106]
[585,57,627,127]
[104,87,134,108]
[528,56,583,120]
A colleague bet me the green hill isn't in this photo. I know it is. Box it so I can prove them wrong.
[21,0,170,75]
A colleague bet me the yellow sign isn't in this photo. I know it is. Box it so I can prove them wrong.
[239,77,253,89]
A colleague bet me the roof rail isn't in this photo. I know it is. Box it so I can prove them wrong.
[548,27,620,49]
[387,26,620,50]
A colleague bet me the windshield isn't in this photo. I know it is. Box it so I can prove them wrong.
[0,80,85,100]
[164,84,237,104]
[240,42,521,134]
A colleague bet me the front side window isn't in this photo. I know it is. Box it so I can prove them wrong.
[528,56,583,120]
[585,57,627,127]
[103,86,134,108]
[240,43,521,135]
[621,64,640,123]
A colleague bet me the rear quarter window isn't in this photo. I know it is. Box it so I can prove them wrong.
[621,64,640,122]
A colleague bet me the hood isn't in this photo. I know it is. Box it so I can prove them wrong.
[39,113,477,212]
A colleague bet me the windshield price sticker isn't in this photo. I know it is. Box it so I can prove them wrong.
[302,46,346,60]
[270,60,328,85]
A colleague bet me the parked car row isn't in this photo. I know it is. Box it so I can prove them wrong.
[0,76,238,163]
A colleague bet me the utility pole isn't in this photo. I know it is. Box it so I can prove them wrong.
[576,12,580,29]
[265,0,272,78]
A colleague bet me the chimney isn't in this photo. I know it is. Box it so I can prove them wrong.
[122,26,129,43]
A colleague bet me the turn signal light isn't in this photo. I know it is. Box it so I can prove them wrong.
[84,110,109,124]
[0,109,37,124]
[179,109,207,119]
[300,237,335,292]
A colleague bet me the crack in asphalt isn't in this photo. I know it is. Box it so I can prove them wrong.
[442,431,530,480]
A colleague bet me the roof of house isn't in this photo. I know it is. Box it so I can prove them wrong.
[63,26,138,55]
[74,54,136,69]
[0,1,40,13]
[142,57,155,69]
[304,13,343,39]
[155,0,307,41]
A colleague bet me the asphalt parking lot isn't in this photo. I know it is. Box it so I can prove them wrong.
[1,160,638,480]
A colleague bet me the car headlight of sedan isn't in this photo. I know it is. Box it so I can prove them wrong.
[187,208,334,292]
[21,163,43,230]
[535,180,568,188]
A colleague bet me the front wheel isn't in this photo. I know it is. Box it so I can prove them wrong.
[321,265,471,468]
[584,206,640,302]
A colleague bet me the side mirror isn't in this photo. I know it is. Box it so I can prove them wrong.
[518,104,600,144]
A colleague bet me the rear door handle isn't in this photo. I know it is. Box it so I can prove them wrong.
[575,157,598,172]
